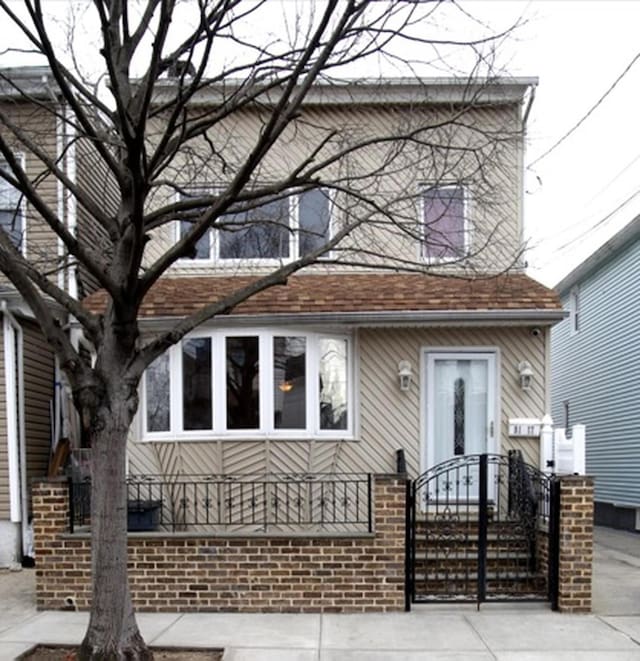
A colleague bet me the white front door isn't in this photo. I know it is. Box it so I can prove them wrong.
[423,351,497,496]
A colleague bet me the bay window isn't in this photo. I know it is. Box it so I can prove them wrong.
[141,329,352,439]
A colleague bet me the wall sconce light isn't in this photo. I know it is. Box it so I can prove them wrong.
[398,360,412,391]
[278,380,293,393]
[518,361,534,391]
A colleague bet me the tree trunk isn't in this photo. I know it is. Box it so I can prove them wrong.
[78,386,152,661]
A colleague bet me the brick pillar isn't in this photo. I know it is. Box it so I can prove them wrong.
[557,475,594,613]
[370,474,407,611]
[32,479,71,610]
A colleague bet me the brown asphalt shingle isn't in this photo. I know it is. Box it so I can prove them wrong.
[84,272,561,318]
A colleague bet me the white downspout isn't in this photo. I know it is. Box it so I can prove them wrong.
[56,112,65,291]
[2,302,27,555]
[64,104,78,300]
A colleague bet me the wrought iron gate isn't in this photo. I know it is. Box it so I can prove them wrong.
[406,452,559,609]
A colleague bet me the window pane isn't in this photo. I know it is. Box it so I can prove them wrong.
[299,189,330,256]
[146,353,170,432]
[0,164,23,248]
[180,221,210,260]
[226,336,260,429]
[319,338,348,431]
[219,198,290,259]
[182,337,212,430]
[274,336,306,429]
[423,186,465,260]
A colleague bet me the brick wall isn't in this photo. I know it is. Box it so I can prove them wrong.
[557,475,594,613]
[33,474,594,613]
[33,475,406,613]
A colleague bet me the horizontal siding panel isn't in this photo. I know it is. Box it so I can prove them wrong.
[21,319,55,490]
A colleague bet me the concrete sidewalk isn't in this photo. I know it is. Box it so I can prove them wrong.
[0,526,639,660]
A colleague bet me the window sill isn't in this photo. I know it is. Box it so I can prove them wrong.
[134,433,357,443]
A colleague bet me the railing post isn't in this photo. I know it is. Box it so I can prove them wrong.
[477,454,488,607]
[507,449,516,515]
[548,478,561,610]
[68,477,75,534]
[367,473,373,533]
[404,478,413,611]
[396,449,407,475]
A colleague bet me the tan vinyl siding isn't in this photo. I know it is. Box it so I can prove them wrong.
[143,103,523,276]
[127,325,546,480]
[75,139,118,297]
[0,320,7,519]
[21,319,54,489]
[0,102,60,289]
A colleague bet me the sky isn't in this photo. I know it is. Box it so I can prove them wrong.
[2,0,639,288]
[473,0,640,286]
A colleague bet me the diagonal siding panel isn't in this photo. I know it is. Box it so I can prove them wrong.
[127,326,547,480]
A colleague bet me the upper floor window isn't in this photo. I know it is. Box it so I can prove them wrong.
[177,188,332,264]
[421,185,466,261]
[0,159,24,251]
[142,328,352,440]
[570,287,580,334]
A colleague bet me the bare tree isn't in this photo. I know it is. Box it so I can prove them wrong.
[0,1,525,658]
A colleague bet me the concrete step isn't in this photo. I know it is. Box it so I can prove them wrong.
[412,573,548,599]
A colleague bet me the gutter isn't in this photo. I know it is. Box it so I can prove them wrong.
[522,82,537,127]
[1,301,27,556]
[129,308,567,331]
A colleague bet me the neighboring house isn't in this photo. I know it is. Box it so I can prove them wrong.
[86,78,564,485]
[552,214,640,531]
[0,67,114,566]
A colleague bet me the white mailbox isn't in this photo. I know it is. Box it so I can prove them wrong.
[508,418,541,438]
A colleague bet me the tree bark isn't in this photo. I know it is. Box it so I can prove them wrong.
[78,380,152,661]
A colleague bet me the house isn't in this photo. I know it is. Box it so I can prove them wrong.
[0,66,114,566]
[31,75,599,614]
[114,78,564,484]
[551,213,640,531]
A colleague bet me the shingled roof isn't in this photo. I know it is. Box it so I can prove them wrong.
[84,272,562,322]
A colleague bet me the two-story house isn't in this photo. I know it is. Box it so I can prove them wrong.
[28,74,591,613]
[82,78,564,486]
[0,66,116,566]
[552,213,640,531]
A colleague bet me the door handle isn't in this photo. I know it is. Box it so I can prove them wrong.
[489,421,494,437]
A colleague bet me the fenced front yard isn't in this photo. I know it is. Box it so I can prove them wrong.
[34,474,405,613]
[33,470,593,614]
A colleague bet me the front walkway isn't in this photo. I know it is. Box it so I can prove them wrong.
[0,527,639,660]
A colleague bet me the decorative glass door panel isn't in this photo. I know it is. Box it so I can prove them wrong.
[424,352,496,501]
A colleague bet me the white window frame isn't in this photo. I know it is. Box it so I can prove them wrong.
[140,328,354,441]
[0,154,27,256]
[175,188,334,267]
[418,183,469,264]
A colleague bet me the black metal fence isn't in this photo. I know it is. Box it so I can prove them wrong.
[69,473,373,534]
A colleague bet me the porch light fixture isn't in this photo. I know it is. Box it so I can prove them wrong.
[398,360,412,391]
[518,361,534,391]
[278,380,294,393]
